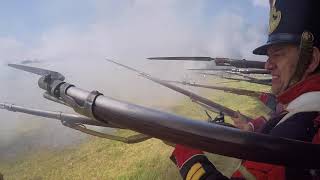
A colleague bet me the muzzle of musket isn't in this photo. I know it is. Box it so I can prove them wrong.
[0,102,4,109]
[0,102,14,111]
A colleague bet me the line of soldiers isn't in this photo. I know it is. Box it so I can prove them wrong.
[170,0,320,179]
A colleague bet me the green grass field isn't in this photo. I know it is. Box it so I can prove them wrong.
[0,77,271,180]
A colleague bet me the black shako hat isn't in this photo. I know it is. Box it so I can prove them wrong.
[253,0,320,55]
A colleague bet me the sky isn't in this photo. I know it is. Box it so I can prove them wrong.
[0,0,270,158]
[0,0,269,60]
[0,1,268,41]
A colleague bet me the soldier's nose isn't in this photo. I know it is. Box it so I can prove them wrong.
[265,58,275,70]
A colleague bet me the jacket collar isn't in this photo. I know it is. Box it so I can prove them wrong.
[277,74,320,105]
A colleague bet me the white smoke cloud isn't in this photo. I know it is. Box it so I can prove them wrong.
[250,0,269,8]
[0,0,268,159]
[0,37,29,64]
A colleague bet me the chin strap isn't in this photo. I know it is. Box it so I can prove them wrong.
[288,31,314,86]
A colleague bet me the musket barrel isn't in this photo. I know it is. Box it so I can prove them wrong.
[199,72,272,86]
[165,80,262,98]
[64,85,320,168]
[237,69,270,74]
[227,59,266,69]
[146,76,241,117]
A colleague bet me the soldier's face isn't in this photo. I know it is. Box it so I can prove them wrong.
[266,44,299,95]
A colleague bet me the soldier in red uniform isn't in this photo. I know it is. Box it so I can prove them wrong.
[171,0,320,179]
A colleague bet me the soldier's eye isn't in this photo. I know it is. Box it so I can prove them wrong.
[270,53,281,58]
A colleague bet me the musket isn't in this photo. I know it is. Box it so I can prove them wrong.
[224,71,272,83]
[7,63,320,168]
[0,102,150,144]
[164,80,276,112]
[148,57,266,69]
[188,68,270,75]
[163,80,262,98]
[105,59,249,119]
[199,72,272,86]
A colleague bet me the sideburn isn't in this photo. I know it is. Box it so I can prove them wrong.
[289,32,314,84]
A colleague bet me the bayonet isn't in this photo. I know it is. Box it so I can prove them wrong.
[0,102,151,144]
[0,102,114,127]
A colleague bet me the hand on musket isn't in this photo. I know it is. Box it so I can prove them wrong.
[231,111,253,132]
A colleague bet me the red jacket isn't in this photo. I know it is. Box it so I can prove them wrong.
[232,74,320,180]
[172,75,320,180]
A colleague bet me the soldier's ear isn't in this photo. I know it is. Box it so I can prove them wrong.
[306,47,320,74]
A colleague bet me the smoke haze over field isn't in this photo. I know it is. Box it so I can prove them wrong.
[0,0,269,159]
